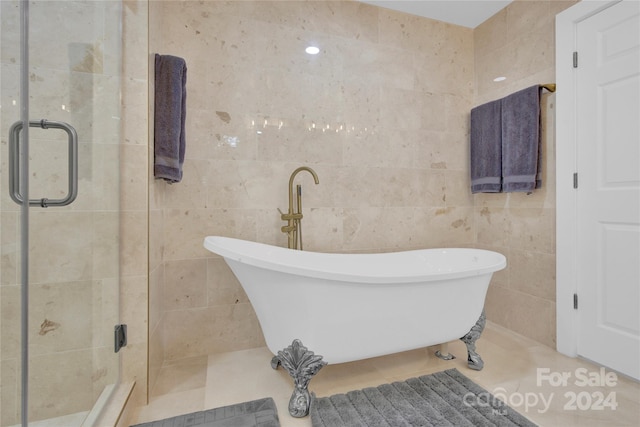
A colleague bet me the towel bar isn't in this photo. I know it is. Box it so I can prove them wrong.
[541,83,556,92]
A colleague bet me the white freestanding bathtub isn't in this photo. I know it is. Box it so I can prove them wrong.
[204,236,506,417]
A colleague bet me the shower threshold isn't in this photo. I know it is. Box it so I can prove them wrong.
[8,382,131,427]
[8,411,89,427]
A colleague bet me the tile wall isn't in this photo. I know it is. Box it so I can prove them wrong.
[146,0,580,399]
[148,0,476,381]
[473,0,579,348]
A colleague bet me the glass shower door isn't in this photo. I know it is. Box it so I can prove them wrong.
[0,1,122,425]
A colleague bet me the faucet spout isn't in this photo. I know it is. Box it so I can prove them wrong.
[288,166,319,213]
[281,166,319,249]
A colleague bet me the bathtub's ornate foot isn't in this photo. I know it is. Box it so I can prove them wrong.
[272,339,327,418]
[460,309,486,371]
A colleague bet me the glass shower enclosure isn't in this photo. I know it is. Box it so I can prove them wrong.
[1,1,122,425]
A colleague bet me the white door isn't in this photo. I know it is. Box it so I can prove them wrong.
[575,0,640,380]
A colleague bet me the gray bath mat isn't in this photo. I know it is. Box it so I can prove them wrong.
[131,397,279,427]
[310,368,536,426]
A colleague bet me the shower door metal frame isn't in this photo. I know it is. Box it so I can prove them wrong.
[18,2,31,426]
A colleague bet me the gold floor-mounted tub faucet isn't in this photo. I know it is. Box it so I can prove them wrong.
[279,166,319,250]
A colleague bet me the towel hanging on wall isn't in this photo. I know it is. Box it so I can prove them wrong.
[501,85,542,192]
[154,54,187,183]
[469,84,545,193]
[470,99,502,194]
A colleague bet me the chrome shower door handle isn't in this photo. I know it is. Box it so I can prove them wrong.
[8,119,78,207]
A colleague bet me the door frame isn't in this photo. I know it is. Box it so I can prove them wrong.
[555,0,622,357]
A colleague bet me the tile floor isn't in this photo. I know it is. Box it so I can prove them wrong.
[130,322,640,427]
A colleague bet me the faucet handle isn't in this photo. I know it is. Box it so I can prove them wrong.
[281,212,303,220]
[278,207,302,221]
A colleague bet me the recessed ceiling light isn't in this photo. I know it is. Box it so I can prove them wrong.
[493,76,507,82]
[305,46,320,55]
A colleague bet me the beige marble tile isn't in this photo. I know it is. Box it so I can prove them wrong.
[120,342,149,401]
[508,207,555,254]
[422,26,474,96]
[132,387,206,426]
[163,304,264,361]
[204,347,292,408]
[509,249,556,301]
[163,208,257,261]
[0,358,18,426]
[289,207,344,252]
[379,86,425,131]
[163,259,208,311]
[26,281,92,356]
[303,1,380,42]
[120,143,148,212]
[474,7,508,56]
[119,211,148,277]
[149,264,164,334]
[33,2,113,72]
[0,212,18,286]
[92,212,120,279]
[204,160,284,210]
[148,208,164,272]
[443,170,474,207]
[206,258,249,307]
[341,207,432,251]
[150,355,208,397]
[426,206,475,247]
[378,7,447,54]
[257,124,345,166]
[446,94,475,137]
[0,70,21,143]
[485,285,556,348]
[119,275,149,346]
[160,159,209,210]
[148,318,165,396]
[122,1,149,81]
[506,0,551,42]
[332,166,383,208]
[91,278,119,348]
[26,212,92,284]
[475,206,511,247]
[121,77,149,146]
[91,346,120,403]
[28,349,94,422]
[131,323,640,427]
[376,168,444,207]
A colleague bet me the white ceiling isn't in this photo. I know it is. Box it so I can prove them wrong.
[361,0,513,28]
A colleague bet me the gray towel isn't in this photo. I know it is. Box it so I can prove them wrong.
[470,99,502,193]
[501,85,542,192]
[154,54,187,183]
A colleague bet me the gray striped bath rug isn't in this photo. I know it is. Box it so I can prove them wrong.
[310,368,536,426]
[131,397,279,427]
